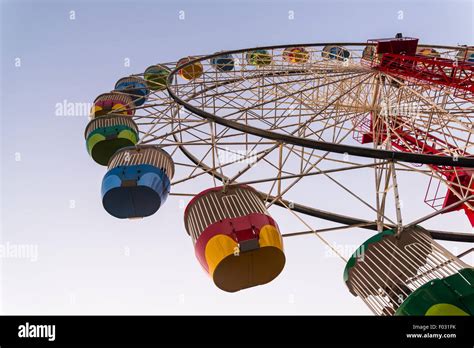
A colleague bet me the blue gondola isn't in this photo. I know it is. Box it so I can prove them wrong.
[101,145,175,219]
[210,53,235,72]
[322,45,351,61]
[114,77,149,107]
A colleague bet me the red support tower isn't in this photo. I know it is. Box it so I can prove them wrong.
[365,35,474,100]
[358,35,474,225]
[377,54,474,101]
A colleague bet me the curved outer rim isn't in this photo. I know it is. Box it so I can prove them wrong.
[164,42,474,242]
[172,119,474,243]
[167,42,474,168]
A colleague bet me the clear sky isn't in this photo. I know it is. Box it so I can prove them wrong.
[1,0,473,315]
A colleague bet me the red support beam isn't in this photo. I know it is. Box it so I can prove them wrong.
[357,36,474,224]
[376,53,474,101]
[356,115,474,225]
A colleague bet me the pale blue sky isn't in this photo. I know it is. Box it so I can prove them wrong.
[1,0,473,314]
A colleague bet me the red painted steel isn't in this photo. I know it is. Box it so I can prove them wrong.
[354,38,474,224]
[376,53,474,101]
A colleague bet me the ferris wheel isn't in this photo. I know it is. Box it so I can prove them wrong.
[84,35,474,316]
